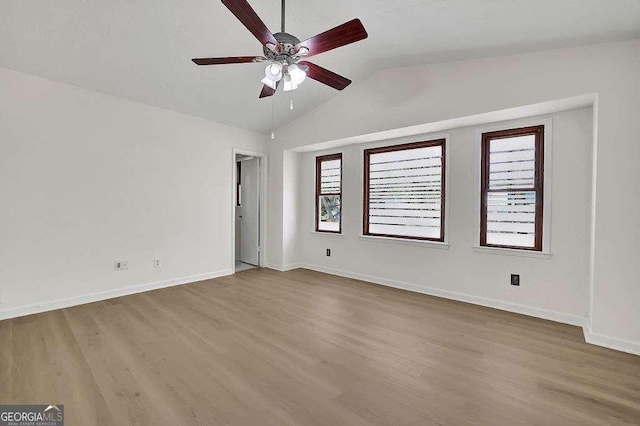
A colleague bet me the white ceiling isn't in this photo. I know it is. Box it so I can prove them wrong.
[1,0,640,134]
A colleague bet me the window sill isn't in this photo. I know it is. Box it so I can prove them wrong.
[312,231,344,238]
[472,246,553,259]
[359,234,450,249]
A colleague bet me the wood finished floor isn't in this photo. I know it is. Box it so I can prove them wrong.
[1,268,639,425]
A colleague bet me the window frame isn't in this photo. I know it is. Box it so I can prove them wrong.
[363,139,446,242]
[315,153,343,234]
[480,125,545,251]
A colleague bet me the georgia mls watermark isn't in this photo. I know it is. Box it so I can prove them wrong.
[0,405,64,426]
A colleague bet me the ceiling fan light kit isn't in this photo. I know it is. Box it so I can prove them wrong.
[265,63,283,81]
[192,0,368,98]
[282,74,297,92]
[288,64,307,85]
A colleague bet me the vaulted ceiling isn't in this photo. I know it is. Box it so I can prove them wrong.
[2,0,640,134]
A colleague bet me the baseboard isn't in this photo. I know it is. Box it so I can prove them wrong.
[300,263,585,326]
[583,320,640,356]
[4,264,638,356]
[266,263,302,272]
[298,263,640,356]
[0,269,233,321]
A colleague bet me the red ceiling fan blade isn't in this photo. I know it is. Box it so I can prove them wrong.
[259,85,275,98]
[192,56,266,65]
[299,61,351,90]
[221,0,280,50]
[259,80,280,98]
[295,19,367,58]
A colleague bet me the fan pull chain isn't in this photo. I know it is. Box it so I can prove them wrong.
[290,100,294,110]
[271,97,276,139]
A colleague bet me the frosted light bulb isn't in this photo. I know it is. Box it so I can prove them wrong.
[268,64,280,75]
[264,63,282,82]
[282,74,298,92]
[288,64,307,86]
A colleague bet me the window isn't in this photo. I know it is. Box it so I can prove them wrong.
[363,139,445,241]
[316,153,342,233]
[480,125,544,251]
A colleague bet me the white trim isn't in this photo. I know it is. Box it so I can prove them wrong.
[232,148,268,274]
[583,321,640,356]
[0,270,233,321]
[289,263,639,356]
[299,263,584,326]
[587,97,599,324]
[5,264,638,357]
[474,117,553,253]
[358,234,450,249]
[266,263,302,272]
[472,246,552,259]
[311,231,344,238]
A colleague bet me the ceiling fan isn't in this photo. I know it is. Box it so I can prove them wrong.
[192,0,368,98]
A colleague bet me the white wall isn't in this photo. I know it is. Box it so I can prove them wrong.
[267,39,640,353]
[282,150,300,269]
[296,108,593,320]
[0,67,267,316]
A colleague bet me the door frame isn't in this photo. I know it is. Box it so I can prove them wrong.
[232,148,268,273]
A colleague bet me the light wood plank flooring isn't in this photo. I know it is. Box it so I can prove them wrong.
[1,268,639,425]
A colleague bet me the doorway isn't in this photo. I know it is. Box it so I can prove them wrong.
[233,151,265,272]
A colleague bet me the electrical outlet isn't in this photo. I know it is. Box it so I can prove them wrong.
[511,274,520,286]
[326,249,331,257]
[153,259,161,268]
[115,260,129,271]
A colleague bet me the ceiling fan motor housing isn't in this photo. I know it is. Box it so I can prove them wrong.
[264,32,303,64]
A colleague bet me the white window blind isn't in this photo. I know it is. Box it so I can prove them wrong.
[364,140,445,241]
[481,126,543,250]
